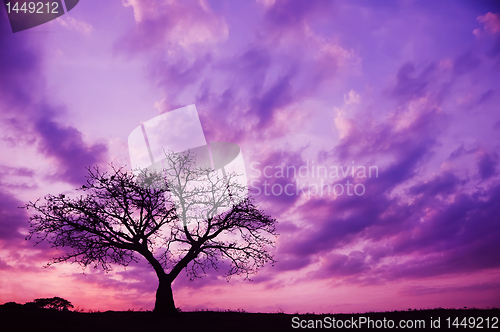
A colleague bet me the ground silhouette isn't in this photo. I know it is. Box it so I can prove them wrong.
[1,302,498,332]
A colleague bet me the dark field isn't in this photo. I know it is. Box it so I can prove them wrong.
[1,303,499,332]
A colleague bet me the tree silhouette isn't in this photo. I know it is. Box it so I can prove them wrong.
[25,297,74,311]
[26,151,277,315]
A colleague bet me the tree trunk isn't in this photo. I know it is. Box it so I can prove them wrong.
[153,275,177,316]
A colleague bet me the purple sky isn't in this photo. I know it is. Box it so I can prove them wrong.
[1,0,500,313]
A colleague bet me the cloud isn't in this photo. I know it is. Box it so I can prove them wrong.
[263,0,328,31]
[477,12,500,35]
[274,254,311,272]
[401,282,500,296]
[116,0,358,144]
[119,0,228,51]
[409,172,460,197]
[453,51,481,75]
[0,257,13,270]
[494,120,500,130]
[0,190,28,243]
[477,89,494,104]
[391,62,436,101]
[320,251,369,277]
[0,10,108,186]
[35,116,107,185]
[275,167,500,283]
[264,55,500,285]
[56,16,94,36]
[473,12,500,60]
[0,17,42,108]
[476,149,498,180]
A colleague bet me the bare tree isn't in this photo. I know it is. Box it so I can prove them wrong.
[25,297,74,311]
[26,151,277,315]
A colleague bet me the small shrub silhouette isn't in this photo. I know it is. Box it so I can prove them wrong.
[25,297,74,311]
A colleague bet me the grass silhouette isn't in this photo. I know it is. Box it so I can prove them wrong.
[1,301,498,331]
